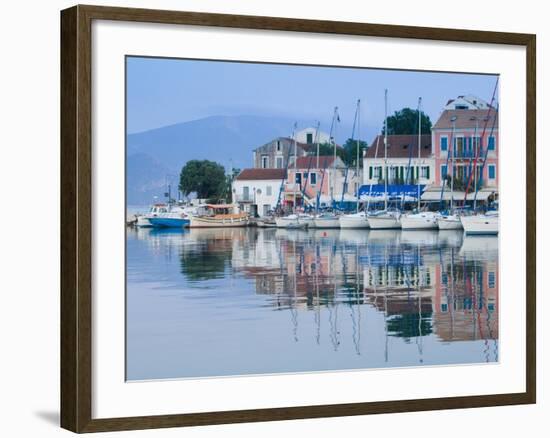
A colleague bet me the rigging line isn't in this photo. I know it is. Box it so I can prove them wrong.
[462,77,499,205]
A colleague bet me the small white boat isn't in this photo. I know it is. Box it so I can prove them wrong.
[136,203,170,228]
[367,210,401,229]
[460,212,499,235]
[188,204,249,228]
[401,211,439,230]
[256,217,277,228]
[313,213,340,229]
[275,214,312,229]
[438,214,463,230]
[339,211,370,229]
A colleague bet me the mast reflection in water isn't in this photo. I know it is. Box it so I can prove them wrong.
[126,227,498,380]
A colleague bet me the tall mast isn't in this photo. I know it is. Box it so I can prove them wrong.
[330,106,339,207]
[384,89,388,211]
[450,117,456,213]
[473,118,479,211]
[292,122,297,213]
[417,97,422,211]
[356,99,361,213]
[315,121,321,214]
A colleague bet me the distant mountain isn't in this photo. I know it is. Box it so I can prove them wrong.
[126,115,321,204]
[125,114,379,204]
[126,153,172,205]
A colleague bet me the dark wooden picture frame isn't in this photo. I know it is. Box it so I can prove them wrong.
[61,4,536,433]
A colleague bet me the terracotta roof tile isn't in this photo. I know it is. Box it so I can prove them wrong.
[433,109,498,130]
[235,168,286,181]
[295,155,336,169]
[365,134,431,158]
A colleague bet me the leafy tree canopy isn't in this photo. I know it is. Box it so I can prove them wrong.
[343,138,369,167]
[179,160,227,200]
[383,108,432,135]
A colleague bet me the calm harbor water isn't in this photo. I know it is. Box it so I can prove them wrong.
[126,227,499,381]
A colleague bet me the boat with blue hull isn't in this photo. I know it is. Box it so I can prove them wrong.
[148,214,190,228]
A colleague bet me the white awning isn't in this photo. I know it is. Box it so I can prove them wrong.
[421,190,465,202]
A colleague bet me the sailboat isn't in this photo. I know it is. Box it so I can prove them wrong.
[276,123,312,229]
[459,88,499,236]
[313,107,342,229]
[368,89,401,229]
[401,97,439,230]
[461,210,498,235]
[340,99,370,229]
[438,115,462,230]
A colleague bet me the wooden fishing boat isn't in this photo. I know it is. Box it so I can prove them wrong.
[188,204,249,228]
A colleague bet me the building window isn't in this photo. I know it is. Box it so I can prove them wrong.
[276,156,283,168]
[261,155,268,168]
[473,136,482,156]
[276,140,281,152]
[441,165,448,178]
[488,271,496,288]
[488,136,496,151]
[440,136,448,152]
[441,303,448,312]
[306,133,313,144]
[374,166,382,179]
[310,172,317,185]
[266,185,272,196]
[421,166,430,179]
[488,164,496,179]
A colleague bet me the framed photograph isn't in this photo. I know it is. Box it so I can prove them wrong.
[60,4,536,433]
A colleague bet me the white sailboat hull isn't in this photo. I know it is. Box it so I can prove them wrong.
[368,214,401,229]
[339,213,370,229]
[438,216,463,230]
[460,215,499,235]
[313,217,340,228]
[401,213,439,230]
[275,216,310,229]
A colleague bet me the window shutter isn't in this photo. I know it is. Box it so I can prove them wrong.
[369,166,373,179]
[426,166,430,180]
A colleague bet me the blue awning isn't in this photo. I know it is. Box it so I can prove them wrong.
[358,184,426,201]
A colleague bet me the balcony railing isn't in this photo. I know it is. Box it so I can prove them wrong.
[234,194,253,203]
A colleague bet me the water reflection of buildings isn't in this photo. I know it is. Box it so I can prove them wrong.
[131,227,498,357]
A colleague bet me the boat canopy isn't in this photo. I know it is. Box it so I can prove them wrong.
[205,204,235,209]
[358,184,426,201]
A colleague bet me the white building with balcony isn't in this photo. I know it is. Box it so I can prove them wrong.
[362,134,435,186]
[232,168,286,217]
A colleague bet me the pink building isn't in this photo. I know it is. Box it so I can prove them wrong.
[432,108,498,190]
[285,156,359,208]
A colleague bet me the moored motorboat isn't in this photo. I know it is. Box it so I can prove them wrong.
[188,204,249,228]
[136,203,170,228]
[460,212,498,235]
[367,210,401,229]
[275,213,312,229]
[400,211,439,230]
[148,211,190,228]
[339,211,369,229]
[256,217,277,228]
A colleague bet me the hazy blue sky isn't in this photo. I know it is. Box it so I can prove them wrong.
[127,56,498,141]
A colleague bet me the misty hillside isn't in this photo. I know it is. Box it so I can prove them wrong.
[126,114,365,204]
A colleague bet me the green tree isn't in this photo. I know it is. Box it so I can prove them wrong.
[382,108,432,135]
[223,167,241,201]
[343,138,369,167]
[179,160,226,200]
